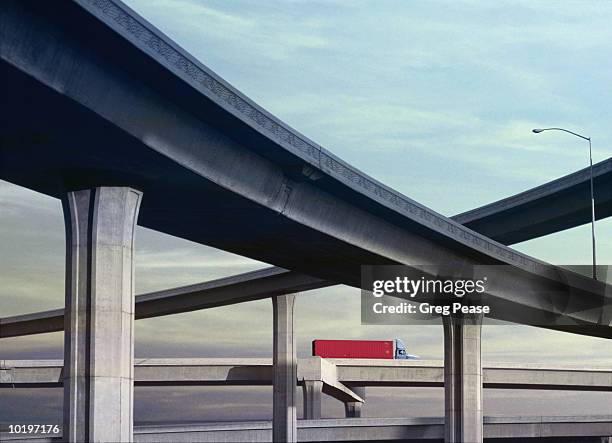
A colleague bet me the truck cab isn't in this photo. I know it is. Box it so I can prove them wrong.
[395,339,418,359]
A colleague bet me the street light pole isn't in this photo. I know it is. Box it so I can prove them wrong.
[532,127,597,280]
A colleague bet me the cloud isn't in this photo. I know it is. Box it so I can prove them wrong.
[126,0,330,65]
[0,182,61,217]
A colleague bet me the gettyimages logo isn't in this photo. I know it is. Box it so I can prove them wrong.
[371,276,487,298]
[361,265,493,324]
[361,264,612,326]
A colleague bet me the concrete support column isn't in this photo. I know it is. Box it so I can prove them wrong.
[344,387,365,418]
[302,380,323,420]
[443,313,484,443]
[272,294,297,442]
[62,187,142,443]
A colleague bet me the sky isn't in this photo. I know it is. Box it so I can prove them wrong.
[1,0,611,425]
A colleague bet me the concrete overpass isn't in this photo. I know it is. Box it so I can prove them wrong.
[454,158,612,245]
[126,417,612,443]
[1,1,611,442]
[0,266,325,339]
[0,357,366,407]
[2,417,612,442]
[2,156,611,340]
[1,0,610,330]
[3,358,611,423]
[3,358,612,392]
[2,358,612,441]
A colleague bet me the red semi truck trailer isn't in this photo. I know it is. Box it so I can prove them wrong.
[312,339,418,359]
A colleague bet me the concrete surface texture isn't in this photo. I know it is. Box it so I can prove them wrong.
[61,187,142,443]
[443,313,484,442]
[453,158,612,245]
[272,294,298,442]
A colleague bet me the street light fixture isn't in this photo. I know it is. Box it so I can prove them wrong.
[532,127,597,280]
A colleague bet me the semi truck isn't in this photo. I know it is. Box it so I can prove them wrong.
[312,339,418,360]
